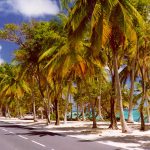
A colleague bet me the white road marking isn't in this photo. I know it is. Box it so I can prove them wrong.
[18,135,28,140]
[51,149,55,150]
[2,129,8,131]
[9,131,14,134]
[31,140,46,147]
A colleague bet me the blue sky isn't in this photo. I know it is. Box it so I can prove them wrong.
[0,0,60,64]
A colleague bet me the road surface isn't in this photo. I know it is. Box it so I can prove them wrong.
[0,121,122,150]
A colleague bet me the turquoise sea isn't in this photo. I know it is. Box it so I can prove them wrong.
[121,109,149,122]
[123,109,140,122]
[69,108,147,122]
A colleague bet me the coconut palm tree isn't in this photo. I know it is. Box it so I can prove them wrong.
[137,23,150,130]
[0,20,65,124]
[64,0,143,132]
[0,64,31,118]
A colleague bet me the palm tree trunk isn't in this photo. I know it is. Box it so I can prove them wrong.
[64,81,71,124]
[43,99,51,125]
[109,96,118,129]
[16,98,22,118]
[140,67,146,131]
[77,103,79,120]
[36,68,50,124]
[82,77,97,128]
[128,60,135,123]
[140,103,145,131]
[55,98,60,125]
[91,105,97,128]
[7,107,11,118]
[147,100,150,123]
[98,96,103,120]
[32,93,37,122]
[47,99,51,124]
[113,51,129,133]
[82,104,85,121]
[98,79,103,120]
[71,103,73,120]
[46,84,51,125]
[0,105,2,116]
[79,65,97,128]
[109,74,118,129]
[33,98,37,122]
[6,104,11,118]
[40,110,44,119]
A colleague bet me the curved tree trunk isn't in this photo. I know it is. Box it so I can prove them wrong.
[113,51,129,133]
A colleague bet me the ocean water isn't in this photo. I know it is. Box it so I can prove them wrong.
[123,109,140,122]
[69,109,148,122]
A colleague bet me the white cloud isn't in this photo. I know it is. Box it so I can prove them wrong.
[0,0,59,17]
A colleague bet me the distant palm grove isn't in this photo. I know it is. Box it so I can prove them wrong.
[0,0,150,133]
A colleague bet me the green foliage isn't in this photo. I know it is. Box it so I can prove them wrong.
[0,0,149,127]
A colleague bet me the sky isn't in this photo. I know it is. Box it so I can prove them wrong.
[0,0,60,64]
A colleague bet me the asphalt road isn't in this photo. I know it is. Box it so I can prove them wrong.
[0,121,122,150]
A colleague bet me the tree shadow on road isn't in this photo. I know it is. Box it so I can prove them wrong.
[0,124,34,130]
[16,130,65,137]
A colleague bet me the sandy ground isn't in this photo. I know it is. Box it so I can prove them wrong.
[0,117,150,150]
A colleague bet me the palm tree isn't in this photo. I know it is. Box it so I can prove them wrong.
[0,64,31,118]
[137,23,150,130]
[65,0,143,132]
[0,21,64,124]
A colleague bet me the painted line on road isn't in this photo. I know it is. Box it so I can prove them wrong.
[31,140,46,147]
[18,135,28,140]
[2,129,8,132]
[9,131,14,134]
